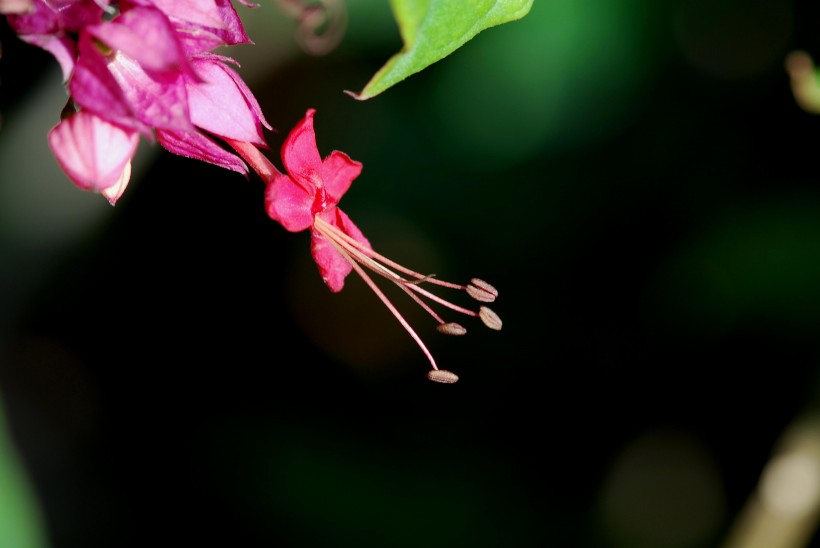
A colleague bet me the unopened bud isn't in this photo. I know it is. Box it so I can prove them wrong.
[479,306,502,330]
[437,322,467,336]
[467,278,498,303]
[427,369,459,383]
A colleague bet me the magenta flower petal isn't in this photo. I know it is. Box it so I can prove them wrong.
[46,0,106,31]
[329,207,370,250]
[147,0,228,28]
[311,230,352,293]
[133,0,250,53]
[206,0,252,44]
[312,207,370,292]
[265,172,315,232]
[5,0,59,34]
[87,6,188,74]
[18,32,76,81]
[280,108,324,191]
[7,0,104,34]
[311,206,371,292]
[6,0,102,79]
[105,50,194,132]
[156,128,249,175]
[72,22,194,134]
[70,34,149,133]
[158,0,249,43]
[186,55,270,146]
[48,111,139,192]
[321,150,362,204]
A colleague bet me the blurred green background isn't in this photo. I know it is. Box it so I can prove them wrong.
[4,0,820,546]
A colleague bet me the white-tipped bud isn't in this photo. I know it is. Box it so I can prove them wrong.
[479,306,502,330]
[437,322,467,336]
[467,278,498,303]
[427,370,459,383]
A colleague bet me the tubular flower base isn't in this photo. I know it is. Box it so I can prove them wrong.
[230,109,502,383]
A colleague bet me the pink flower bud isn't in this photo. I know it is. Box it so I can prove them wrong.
[48,111,138,196]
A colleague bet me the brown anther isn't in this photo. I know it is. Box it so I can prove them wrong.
[427,370,459,384]
[467,278,498,303]
[479,306,502,330]
[436,322,467,336]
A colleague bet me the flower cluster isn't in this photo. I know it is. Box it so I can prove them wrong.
[2,3,502,382]
[3,0,271,204]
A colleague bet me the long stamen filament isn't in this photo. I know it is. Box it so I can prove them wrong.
[314,218,409,282]
[315,217,479,317]
[314,220,449,324]
[312,214,500,383]
[318,226,442,371]
[402,282,479,317]
[315,216,466,290]
[393,279,449,324]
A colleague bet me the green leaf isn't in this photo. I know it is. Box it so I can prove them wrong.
[0,400,48,548]
[347,0,533,100]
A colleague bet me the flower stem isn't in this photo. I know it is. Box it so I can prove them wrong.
[225,138,283,182]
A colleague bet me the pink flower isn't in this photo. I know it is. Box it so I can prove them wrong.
[47,111,139,204]
[39,0,270,196]
[233,109,503,383]
[72,4,270,158]
[265,108,369,292]
[142,0,252,53]
[5,0,107,80]
[69,22,192,136]
[155,53,272,174]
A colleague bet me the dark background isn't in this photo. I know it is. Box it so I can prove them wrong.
[4,0,820,546]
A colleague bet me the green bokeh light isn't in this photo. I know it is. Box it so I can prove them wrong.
[426,0,654,168]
